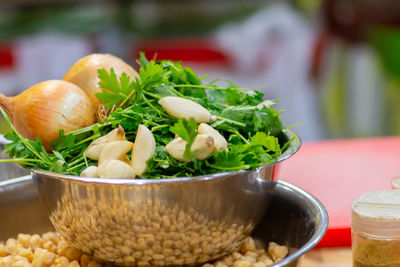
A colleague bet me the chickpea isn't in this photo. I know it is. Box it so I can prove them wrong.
[0,224,289,267]
[32,248,56,267]
[268,242,288,262]
[233,260,252,267]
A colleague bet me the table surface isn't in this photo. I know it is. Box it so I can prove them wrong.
[277,136,400,247]
[299,247,352,266]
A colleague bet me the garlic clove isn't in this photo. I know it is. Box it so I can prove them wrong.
[165,138,186,161]
[98,140,134,165]
[84,125,125,160]
[191,134,215,160]
[198,123,228,153]
[120,156,131,165]
[0,80,95,151]
[158,96,215,123]
[98,159,136,179]
[80,166,99,177]
[63,53,139,112]
[131,124,156,176]
[165,134,214,162]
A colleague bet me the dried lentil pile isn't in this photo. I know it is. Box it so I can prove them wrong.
[0,233,288,267]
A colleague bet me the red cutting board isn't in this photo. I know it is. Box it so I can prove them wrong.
[277,137,400,247]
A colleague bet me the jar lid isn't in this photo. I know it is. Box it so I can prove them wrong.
[392,175,400,190]
[351,190,400,238]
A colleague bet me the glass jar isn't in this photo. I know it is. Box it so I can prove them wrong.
[351,190,400,267]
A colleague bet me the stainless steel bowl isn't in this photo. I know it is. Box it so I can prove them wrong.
[0,175,328,267]
[30,130,301,266]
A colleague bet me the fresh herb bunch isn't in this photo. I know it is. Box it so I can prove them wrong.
[0,53,292,178]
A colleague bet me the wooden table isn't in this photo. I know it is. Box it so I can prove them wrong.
[298,248,352,266]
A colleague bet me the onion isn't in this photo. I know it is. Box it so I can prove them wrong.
[0,80,95,150]
[63,53,139,111]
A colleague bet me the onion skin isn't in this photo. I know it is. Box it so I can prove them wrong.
[63,53,139,111]
[0,80,95,151]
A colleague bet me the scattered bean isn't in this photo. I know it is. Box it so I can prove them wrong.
[0,233,288,266]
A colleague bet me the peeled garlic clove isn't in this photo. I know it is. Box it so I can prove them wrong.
[0,80,95,151]
[165,134,214,162]
[98,140,134,165]
[63,53,139,111]
[98,159,136,179]
[131,124,156,176]
[198,123,228,153]
[80,166,99,177]
[158,96,215,123]
[120,156,131,165]
[84,125,125,160]
[191,134,215,159]
[165,138,186,161]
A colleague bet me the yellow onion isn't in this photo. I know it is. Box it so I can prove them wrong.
[0,80,95,150]
[63,53,139,111]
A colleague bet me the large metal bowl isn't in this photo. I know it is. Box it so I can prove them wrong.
[31,130,301,266]
[0,176,328,267]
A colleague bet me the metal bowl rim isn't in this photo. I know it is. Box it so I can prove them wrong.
[31,129,300,185]
[270,180,329,266]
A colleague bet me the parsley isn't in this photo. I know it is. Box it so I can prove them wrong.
[96,68,137,109]
[170,118,198,160]
[0,53,292,178]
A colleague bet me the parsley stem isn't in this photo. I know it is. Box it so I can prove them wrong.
[83,155,89,168]
[228,129,249,144]
[75,134,100,147]
[143,91,161,99]
[68,157,84,167]
[169,88,185,97]
[215,116,246,127]
[119,89,136,108]
[69,121,112,136]
[0,107,46,163]
[120,114,158,126]
[173,84,248,91]
[151,124,169,132]
[0,158,41,163]
[142,94,163,116]
[68,161,86,172]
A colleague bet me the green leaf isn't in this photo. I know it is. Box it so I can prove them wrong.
[51,130,76,151]
[153,84,177,97]
[245,90,264,104]
[210,150,247,170]
[184,67,201,85]
[250,132,281,154]
[139,52,149,67]
[170,118,198,160]
[96,68,136,109]
[226,88,243,106]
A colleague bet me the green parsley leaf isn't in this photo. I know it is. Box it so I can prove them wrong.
[96,68,136,109]
[51,130,76,151]
[170,118,198,160]
[139,52,149,67]
[209,150,247,171]
[250,132,281,155]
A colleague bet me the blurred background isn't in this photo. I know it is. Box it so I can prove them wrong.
[1,0,400,141]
